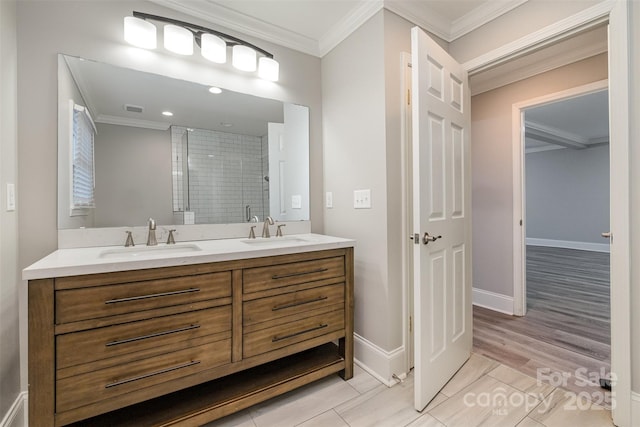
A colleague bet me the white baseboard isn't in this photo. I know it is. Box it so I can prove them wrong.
[0,392,27,427]
[472,288,514,315]
[354,333,407,387]
[632,391,640,427]
[526,237,610,253]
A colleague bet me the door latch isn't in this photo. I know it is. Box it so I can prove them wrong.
[410,233,420,245]
[423,232,442,245]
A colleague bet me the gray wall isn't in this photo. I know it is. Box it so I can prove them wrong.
[323,9,433,378]
[0,0,21,420]
[94,123,174,227]
[525,145,609,244]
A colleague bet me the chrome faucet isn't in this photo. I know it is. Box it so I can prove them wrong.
[147,218,157,246]
[261,216,274,238]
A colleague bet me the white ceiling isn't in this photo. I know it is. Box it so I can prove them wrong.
[65,55,284,135]
[525,90,609,152]
[152,0,528,57]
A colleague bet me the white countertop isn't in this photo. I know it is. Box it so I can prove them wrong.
[23,234,355,280]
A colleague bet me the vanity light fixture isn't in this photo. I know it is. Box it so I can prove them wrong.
[123,11,279,81]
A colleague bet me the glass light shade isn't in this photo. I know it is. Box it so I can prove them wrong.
[232,45,257,72]
[124,17,157,49]
[258,57,279,81]
[164,24,193,55]
[201,34,227,63]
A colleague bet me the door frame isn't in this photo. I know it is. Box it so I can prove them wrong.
[461,1,630,424]
[400,52,414,371]
[511,79,609,316]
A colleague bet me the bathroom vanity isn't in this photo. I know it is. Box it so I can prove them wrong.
[24,235,354,426]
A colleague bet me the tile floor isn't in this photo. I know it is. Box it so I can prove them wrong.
[204,353,614,427]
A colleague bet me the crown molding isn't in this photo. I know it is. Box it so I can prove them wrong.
[148,0,536,58]
[463,0,614,73]
[96,114,170,131]
[450,0,528,40]
[525,120,589,149]
[149,0,320,56]
[383,1,450,42]
[318,1,384,57]
[469,26,607,96]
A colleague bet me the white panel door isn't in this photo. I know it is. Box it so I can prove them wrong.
[411,26,472,411]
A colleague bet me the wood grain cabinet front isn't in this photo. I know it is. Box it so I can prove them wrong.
[28,247,354,427]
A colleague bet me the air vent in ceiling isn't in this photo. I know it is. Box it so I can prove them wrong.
[124,104,144,113]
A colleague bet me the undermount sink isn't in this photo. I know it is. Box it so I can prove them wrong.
[241,236,309,246]
[99,243,202,259]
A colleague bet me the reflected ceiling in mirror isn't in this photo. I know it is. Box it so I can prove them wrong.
[57,54,309,230]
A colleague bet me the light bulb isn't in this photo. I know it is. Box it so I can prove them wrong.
[164,24,193,55]
[232,45,257,72]
[124,17,157,49]
[201,33,226,63]
[258,57,279,81]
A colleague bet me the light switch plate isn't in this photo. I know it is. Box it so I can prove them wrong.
[291,194,302,209]
[6,183,15,211]
[354,189,371,209]
[326,192,333,208]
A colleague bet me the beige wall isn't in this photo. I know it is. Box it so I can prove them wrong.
[471,53,607,297]
[0,0,21,419]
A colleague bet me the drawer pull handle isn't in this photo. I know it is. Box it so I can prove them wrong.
[105,288,200,304]
[105,360,201,388]
[272,296,328,311]
[106,324,201,347]
[271,268,328,280]
[272,323,328,342]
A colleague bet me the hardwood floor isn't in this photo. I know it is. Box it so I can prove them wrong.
[473,246,611,401]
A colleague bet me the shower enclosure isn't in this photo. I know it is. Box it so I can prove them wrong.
[171,126,270,224]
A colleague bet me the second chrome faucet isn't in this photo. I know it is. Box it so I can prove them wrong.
[147,218,157,246]
[261,216,274,238]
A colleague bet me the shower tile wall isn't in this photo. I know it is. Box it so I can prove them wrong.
[172,126,268,224]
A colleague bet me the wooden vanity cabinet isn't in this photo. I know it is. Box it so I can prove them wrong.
[28,248,353,427]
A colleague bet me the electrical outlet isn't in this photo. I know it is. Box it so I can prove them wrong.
[326,192,333,208]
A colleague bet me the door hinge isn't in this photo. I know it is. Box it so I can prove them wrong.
[519,219,523,226]
[409,315,413,333]
[407,89,411,105]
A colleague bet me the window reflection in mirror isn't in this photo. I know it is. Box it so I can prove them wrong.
[57,54,309,230]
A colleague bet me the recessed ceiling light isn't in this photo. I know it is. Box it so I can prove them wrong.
[208,86,222,94]
[162,111,173,117]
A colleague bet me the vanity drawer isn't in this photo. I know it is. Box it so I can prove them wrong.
[56,339,231,413]
[56,272,231,324]
[243,256,344,295]
[243,309,344,358]
[57,306,231,369]
[243,283,344,327]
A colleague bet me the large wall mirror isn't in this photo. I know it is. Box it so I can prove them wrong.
[57,54,309,230]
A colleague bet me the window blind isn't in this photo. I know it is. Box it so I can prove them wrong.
[71,104,96,209]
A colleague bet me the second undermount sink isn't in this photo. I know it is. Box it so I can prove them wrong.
[241,236,310,246]
[99,243,202,259]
